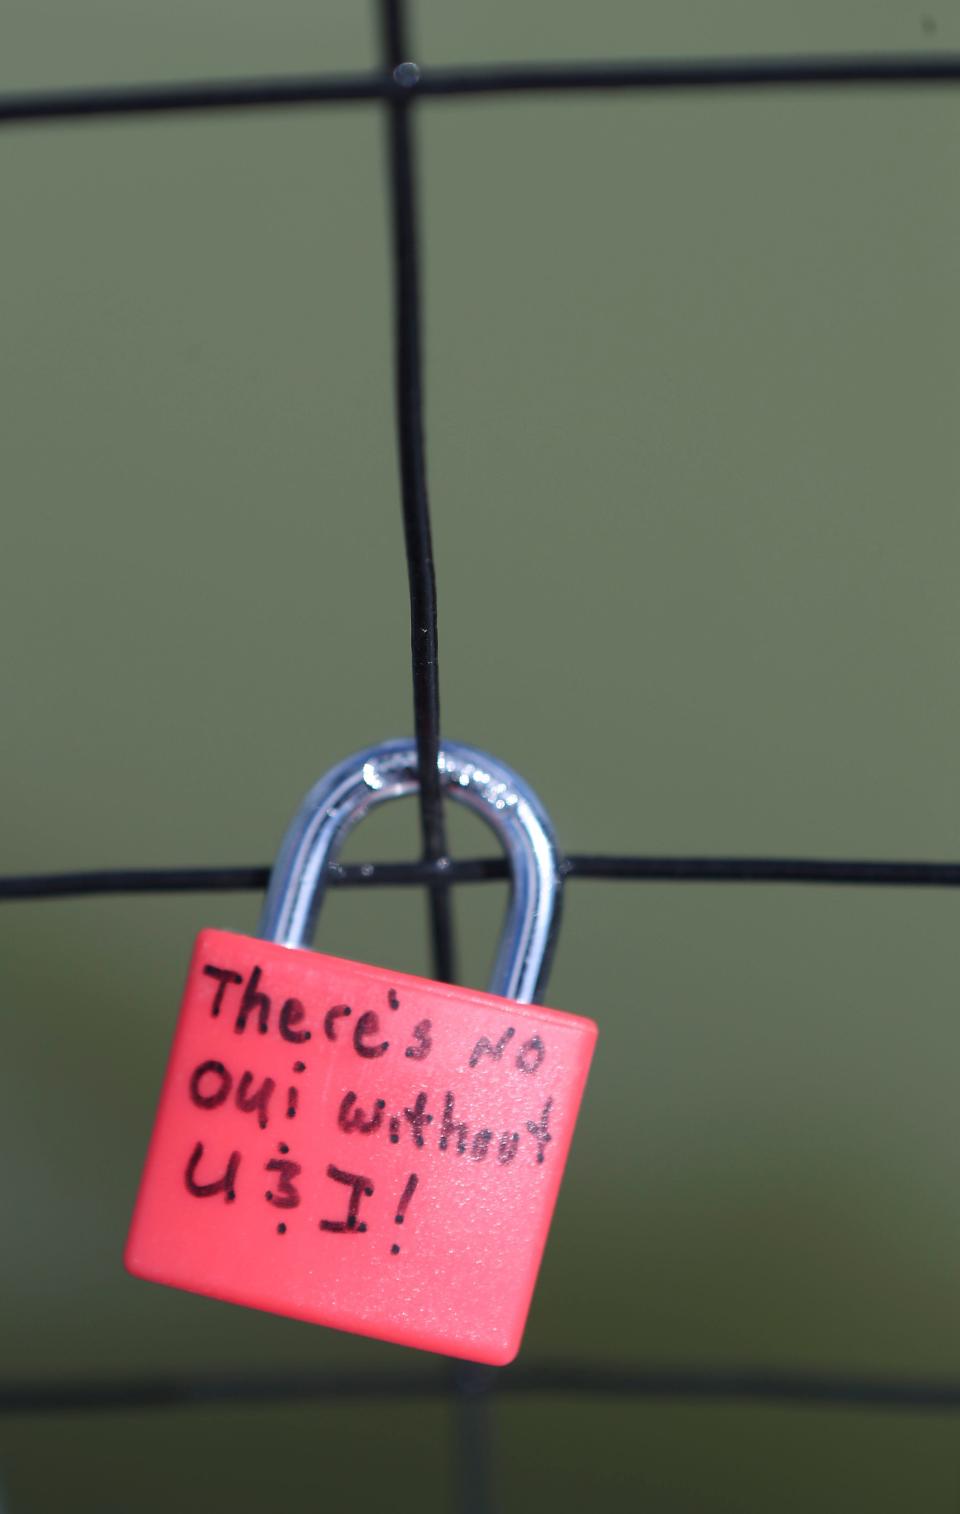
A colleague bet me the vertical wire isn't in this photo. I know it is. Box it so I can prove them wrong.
[453,1364,498,1514]
[379,0,457,985]
[378,6,495,1509]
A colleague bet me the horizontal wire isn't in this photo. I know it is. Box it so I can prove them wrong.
[1,54,960,125]
[2,855,960,900]
[423,55,960,97]
[0,73,383,122]
[5,1363,960,1415]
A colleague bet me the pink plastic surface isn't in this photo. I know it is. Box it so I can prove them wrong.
[125,928,597,1365]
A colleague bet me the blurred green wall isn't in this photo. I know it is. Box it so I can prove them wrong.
[2,2,960,1509]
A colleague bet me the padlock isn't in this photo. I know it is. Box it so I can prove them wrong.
[125,739,597,1366]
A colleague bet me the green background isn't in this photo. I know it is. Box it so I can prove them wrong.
[2,2,960,1509]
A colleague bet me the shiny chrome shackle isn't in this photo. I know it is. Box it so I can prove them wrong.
[258,738,563,1005]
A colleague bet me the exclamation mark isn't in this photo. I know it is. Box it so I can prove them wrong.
[391,1173,418,1255]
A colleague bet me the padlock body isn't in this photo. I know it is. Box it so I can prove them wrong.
[125,928,597,1366]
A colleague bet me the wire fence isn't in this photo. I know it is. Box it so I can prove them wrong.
[3,1,960,1509]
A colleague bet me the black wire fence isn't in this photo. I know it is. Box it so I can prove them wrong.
[3,1,960,1508]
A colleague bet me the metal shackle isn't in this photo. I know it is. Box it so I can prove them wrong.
[257,738,563,1005]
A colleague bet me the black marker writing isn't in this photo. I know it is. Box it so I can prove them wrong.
[340,1088,542,1167]
[439,1092,468,1155]
[395,1172,418,1223]
[185,1140,240,1200]
[202,965,242,1017]
[353,1010,389,1059]
[404,1019,433,1061]
[526,1098,553,1164]
[497,1131,520,1166]
[338,1091,386,1134]
[236,1070,276,1129]
[468,1026,515,1068]
[470,1129,493,1161]
[516,1035,545,1075]
[324,1004,352,1041]
[235,966,270,1036]
[265,1157,302,1208]
[189,1059,231,1110]
[402,1091,433,1147]
[279,997,310,1044]
[319,1165,374,1233]
[391,1172,418,1255]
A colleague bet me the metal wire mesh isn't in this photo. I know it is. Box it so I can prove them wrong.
[3,2,960,1509]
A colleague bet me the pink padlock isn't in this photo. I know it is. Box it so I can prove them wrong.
[125,740,597,1365]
